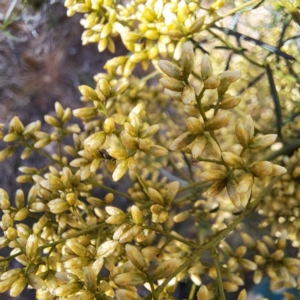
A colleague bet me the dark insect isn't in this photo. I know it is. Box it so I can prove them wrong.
[99,149,116,161]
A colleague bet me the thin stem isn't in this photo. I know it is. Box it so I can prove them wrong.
[207,29,265,69]
[141,70,160,82]
[196,87,207,121]
[195,157,224,165]
[211,247,226,300]
[143,225,198,248]
[188,283,197,300]
[178,181,210,193]
[134,170,152,200]
[89,181,138,203]
[204,0,264,29]
[168,155,194,183]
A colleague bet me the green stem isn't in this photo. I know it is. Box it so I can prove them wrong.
[188,283,197,300]
[211,247,226,300]
[204,0,264,29]
[89,181,138,203]
[168,155,194,183]
[143,225,198,248]
[134,170,152,200]
[196,88,207,121]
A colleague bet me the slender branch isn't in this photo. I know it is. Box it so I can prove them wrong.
[143,225,198,248]
[211,247,226,300]
[88,181,138,203]
[204,0,264,29]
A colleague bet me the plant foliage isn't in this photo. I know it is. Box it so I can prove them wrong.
[0,0,300,299]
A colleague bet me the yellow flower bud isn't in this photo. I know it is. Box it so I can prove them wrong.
[159,77,185,92]
[131,205,143,225]
[152,258,182,280]
[186,117,204,135]
[190,16,205,33]
[222,152,245,169]
[205,111,231,131]
[220,95,242,109]
[84,267,97,292]
[10,116,24,133]
[148,187,165,205]
[204,74,220,89]
[196,284,210,300]
[9,277,27,297]
[201,54,213,80]
[47,199,70,214]
[3,132,19,142]
[115,289,142,300]
[54,282,82,297]
[0,147,14,161]
[235,122,249,147]
[192,136,207,159]
[181,41,194,75]
[125,244,148,271]
[173,210,190,223]
[44,115,61,127]
[223,281,238,292]
[226,179,241,207]
[169,132,195,151]
[26,234,39,259]
[205,180,226,197]
[251,161,273,178]
[177,0,188,23]
[66,238,87,257]
[157,60,183,80]
[119,225,142,243]
[218,70,241,95]
[200,170,227,181]
[78,85,99,101]
[249,134,277,149]
[84,131,106,150]
[97,240,119,257]
[103,118,115,134]
[73,107,98,119]
[112,160,128,181]
[144,29,159,40]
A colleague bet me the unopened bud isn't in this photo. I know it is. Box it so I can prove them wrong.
[10,277,26,297]
[169,132,195,151]
[73,107,98,119]
[182,85,196,105]
[251,161,273,178]
[219,95,242,109]
[148,187,164,205]
[181,41,194,75]
[249,134,277,149]
[200,170,227,181]
[201,54,213,80]
[222,152,245,169]
[204,75,220,89]
[125,244,147,271]
[186,117,204,135]
[152,258,182,280]
[205,112,231,131]
[197,284,210,300]
[54,282,82,297]
[159,77,185,92]
[78,85,99,101]
[235,122,249,147]
[157,60,183,80]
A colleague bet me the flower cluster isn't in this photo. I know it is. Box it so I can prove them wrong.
[0,0,300,299]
